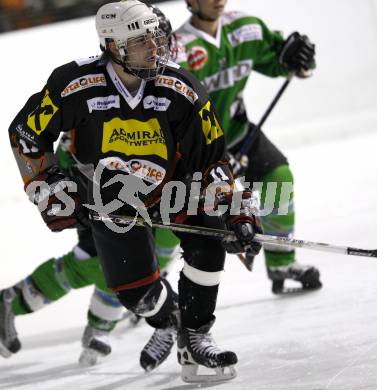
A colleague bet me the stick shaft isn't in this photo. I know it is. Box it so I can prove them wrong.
[239,75,293,156]
[90,213,377,258]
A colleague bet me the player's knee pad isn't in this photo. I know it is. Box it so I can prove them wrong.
[116,278,177,327]
[89,287,124,323]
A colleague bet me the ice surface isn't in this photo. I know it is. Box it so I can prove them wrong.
[0,1,377,389]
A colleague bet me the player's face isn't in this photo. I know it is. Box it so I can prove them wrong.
[126,32,159,69]
[190,0,227,19]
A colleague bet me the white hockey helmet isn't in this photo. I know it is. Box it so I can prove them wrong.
[95,1,169,80]
[96,1,159,48]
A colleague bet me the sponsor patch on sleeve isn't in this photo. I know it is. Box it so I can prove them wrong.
[187,46,208,71]
[27,89,59,135]
[155,75,198,104]
[227,24,262,46]
[61,74,107,97]
[198,100,224,145]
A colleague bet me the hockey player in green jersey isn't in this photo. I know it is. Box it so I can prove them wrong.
[155,0,322,294]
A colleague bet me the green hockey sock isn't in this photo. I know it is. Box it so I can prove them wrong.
[259,164,296,267]
[12,293,32,316]
[154,228,180,269]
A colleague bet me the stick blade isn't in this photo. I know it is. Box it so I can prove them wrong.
[347,248,377,257]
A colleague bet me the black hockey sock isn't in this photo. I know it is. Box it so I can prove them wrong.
[178,272,218,330]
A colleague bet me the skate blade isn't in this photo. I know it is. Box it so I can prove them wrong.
[78,348,104,367]
[0,341,12,358]
[273,280,322,295]
[181,364,237,383]
[274,286,321,295]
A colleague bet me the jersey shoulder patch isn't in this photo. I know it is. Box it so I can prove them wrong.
[155,68,200,105]
[174,22,199,46]
[60,73,107,98]
[172,42,188,64]
[221,12,264,46]
[53,59,107,98]
[75,55,102,66]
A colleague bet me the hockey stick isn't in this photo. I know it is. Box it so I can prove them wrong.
[235,74,294,167]
[90,213,377,258]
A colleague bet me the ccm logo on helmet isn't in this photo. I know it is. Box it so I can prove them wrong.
[101,13,116,19]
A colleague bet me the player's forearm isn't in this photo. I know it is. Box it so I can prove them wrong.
[9,127,56,185]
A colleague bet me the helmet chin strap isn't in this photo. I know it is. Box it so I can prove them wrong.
[100,41,131,76]
[112,47,136,77]
[106,47,159,80]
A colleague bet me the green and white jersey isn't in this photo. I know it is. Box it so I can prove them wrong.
[174,11,288,147]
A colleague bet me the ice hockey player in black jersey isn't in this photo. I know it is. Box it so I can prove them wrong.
[8,0,262,383]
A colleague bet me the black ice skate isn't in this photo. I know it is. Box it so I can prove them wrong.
[140,322,177,371]
[177,317,237,383]
[0,288,21,358]
[268,262,322,294]
[79,325,112,366]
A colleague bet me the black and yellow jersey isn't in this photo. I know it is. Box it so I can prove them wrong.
[9,55,233,208]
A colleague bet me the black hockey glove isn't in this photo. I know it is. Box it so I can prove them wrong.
[279,32,316,78]
[25,166,88,232]
[217,189,263,256]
